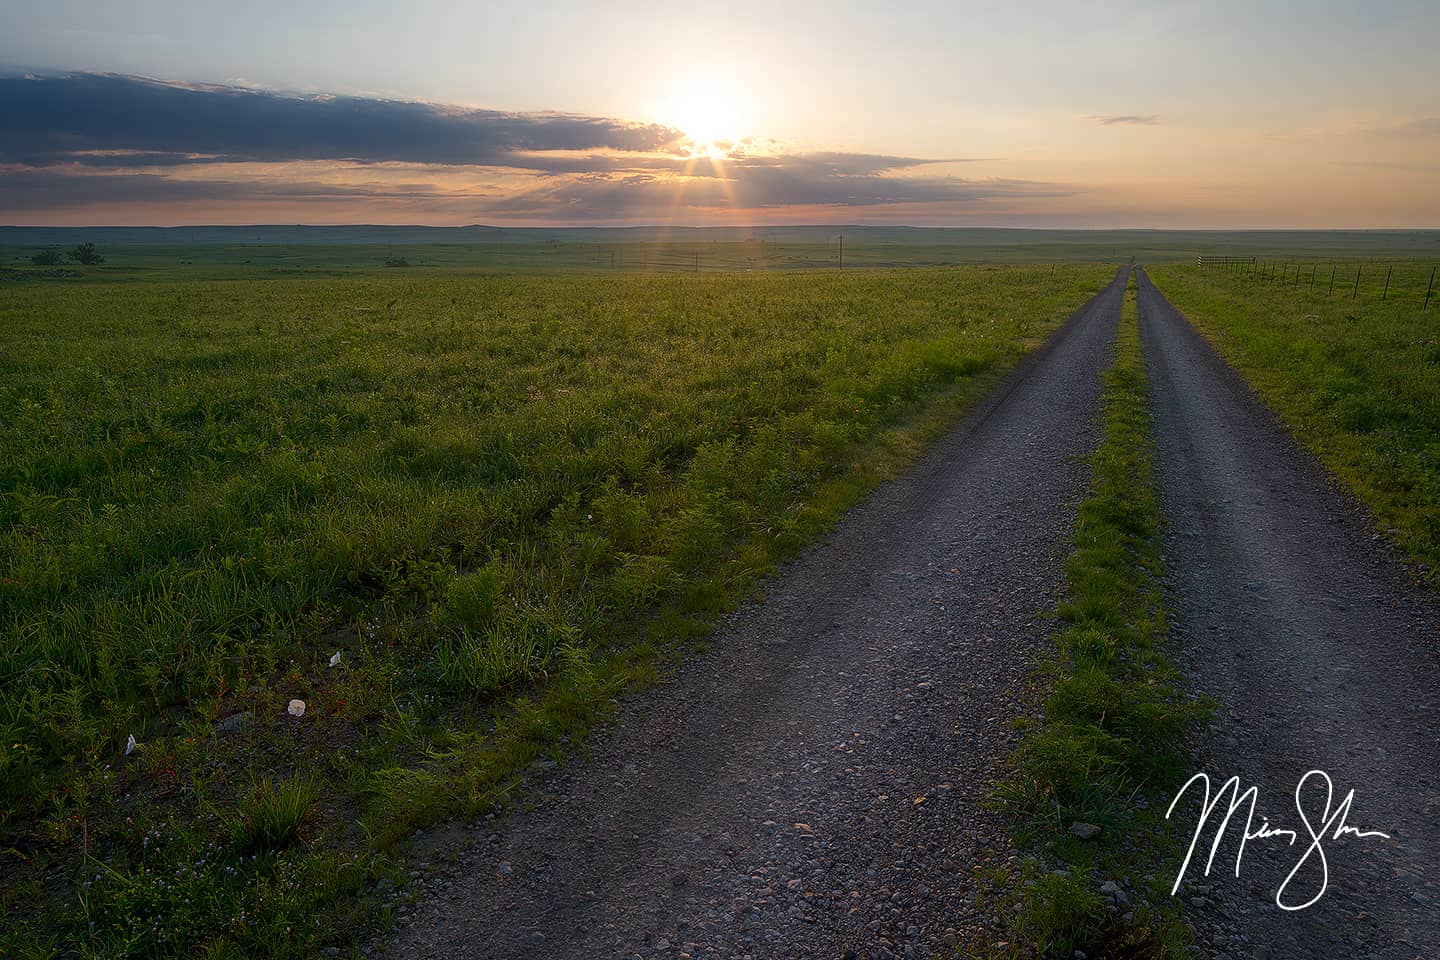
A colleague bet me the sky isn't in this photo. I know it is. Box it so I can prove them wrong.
[2,0,1438,228]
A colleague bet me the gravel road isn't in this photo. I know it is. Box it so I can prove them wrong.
[1138,269,1440,960]
[383,269,1128,959]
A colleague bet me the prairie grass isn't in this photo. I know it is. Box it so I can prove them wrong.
[992,274,1207,958]
[0,264,1110,956]
[1149,260,1440,586]
[232,776,320,854]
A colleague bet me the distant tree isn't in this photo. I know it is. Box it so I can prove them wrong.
[31,248,65,266]
[69,242,104,265]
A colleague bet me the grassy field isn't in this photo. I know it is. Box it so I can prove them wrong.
[989,274,1204,958]
[0,263,1112,956]
[4,226,1437,282]
[1149,259,1440,586]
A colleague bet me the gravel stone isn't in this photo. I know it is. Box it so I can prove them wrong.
[215,711,254,734]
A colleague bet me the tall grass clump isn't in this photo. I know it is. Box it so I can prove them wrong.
[233,776,321,854]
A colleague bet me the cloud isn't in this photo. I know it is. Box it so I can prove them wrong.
[0,73,684,170]
[0,72,1063,222]
[0,169,498,212]
[0,162,1067,222]
[1332,159,1440,172]
[1087,114,1160,126]
[1368,117,1440,137]
[485,159,1067,220]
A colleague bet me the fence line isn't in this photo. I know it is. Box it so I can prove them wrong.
[1200,255,1438,310]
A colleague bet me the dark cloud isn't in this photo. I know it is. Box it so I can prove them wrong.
[486,160,1067,220]
[3,150,247,168]
[1087,114,1160,126]
[500,150,988,178]
[0,169,494,212]
[738,152,989,175]
[0,72,684,170]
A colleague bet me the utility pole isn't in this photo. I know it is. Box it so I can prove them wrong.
[838,234,844,270]
[1382,265,1392,301]
[1426,265,1436,311]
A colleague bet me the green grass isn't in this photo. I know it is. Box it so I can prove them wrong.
[232,776,320,854]
[3,227,1435,283]
[5,237,1143,282]
[0,263,1112,957]
[1149,259,1440,587]
[989,273,1209,959]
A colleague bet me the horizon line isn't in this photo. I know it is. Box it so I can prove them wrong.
[5,223,1440,233]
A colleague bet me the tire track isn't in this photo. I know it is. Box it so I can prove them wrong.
[1138,268,1440,960]
[384,269,1127,960]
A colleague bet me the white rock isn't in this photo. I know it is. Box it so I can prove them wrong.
[329,651,342,668]
[125,733,137,755]
[287,699,307,717]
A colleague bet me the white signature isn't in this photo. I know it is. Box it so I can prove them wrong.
[1165,769,1391,910]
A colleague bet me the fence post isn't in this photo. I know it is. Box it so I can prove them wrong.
[1294,263,1301,288]
[1353,265,1362,300]
[1382,265,1392,301]
[1329,264,1336,296]
[1426,266,1436,311]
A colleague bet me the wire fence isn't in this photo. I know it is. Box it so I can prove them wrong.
[1197,256,1438,310]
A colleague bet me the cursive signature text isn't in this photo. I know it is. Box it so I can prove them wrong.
[1165,769,1391,910]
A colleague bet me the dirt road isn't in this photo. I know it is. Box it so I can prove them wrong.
[385,270,1128,959]
[1138,269,1440,959]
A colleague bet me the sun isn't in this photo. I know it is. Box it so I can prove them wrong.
[658,72,749,157]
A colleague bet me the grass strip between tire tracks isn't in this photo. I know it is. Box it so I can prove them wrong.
[985,271,1211,959]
